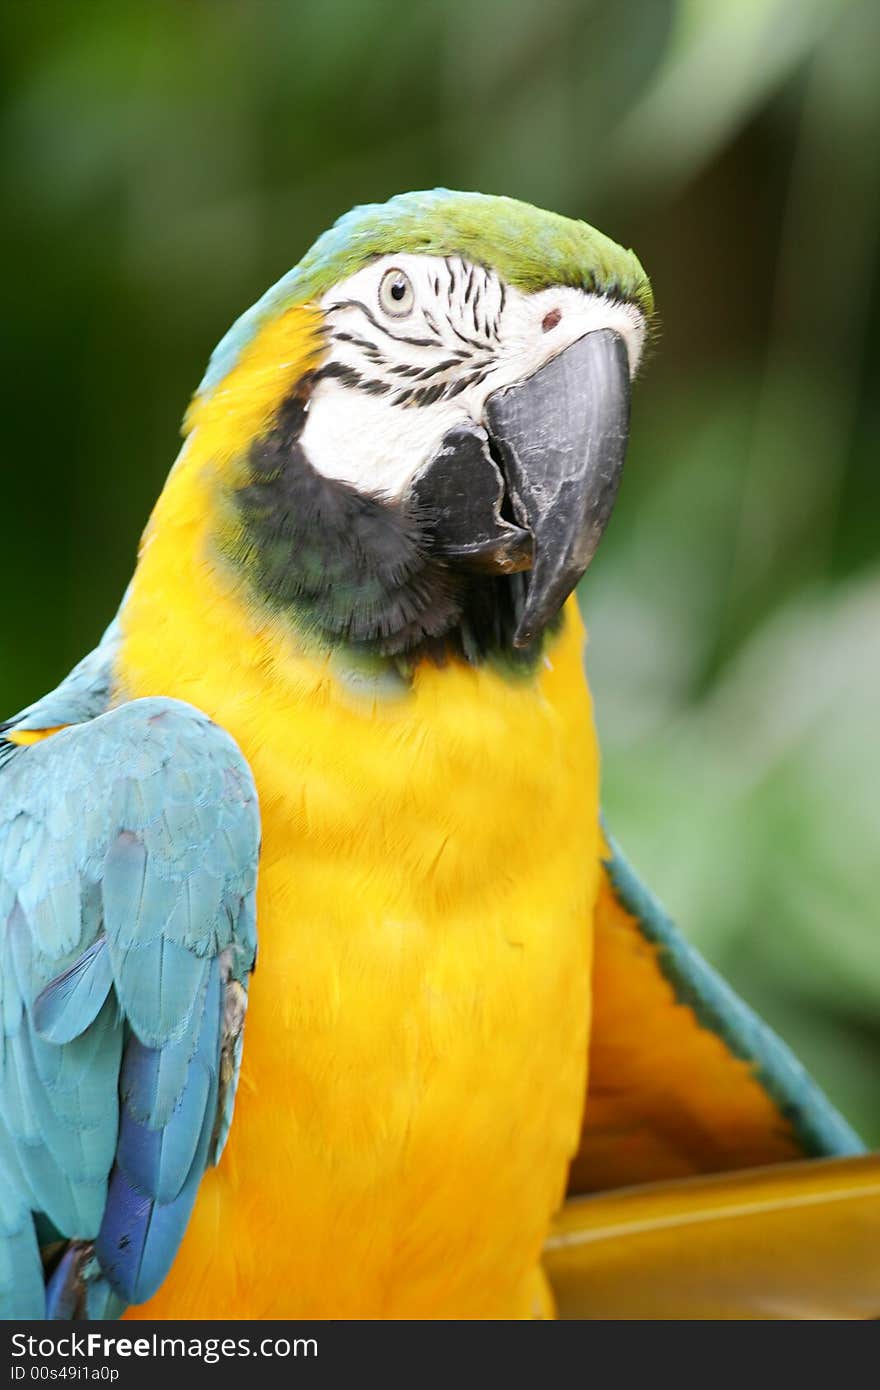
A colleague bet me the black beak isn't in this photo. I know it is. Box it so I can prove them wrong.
[485,328,631,647]
[408,327,631,649]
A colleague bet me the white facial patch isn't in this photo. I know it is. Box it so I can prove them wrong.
[298,252,646,499]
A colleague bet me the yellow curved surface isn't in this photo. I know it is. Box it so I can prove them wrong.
[548,1153,880,1319]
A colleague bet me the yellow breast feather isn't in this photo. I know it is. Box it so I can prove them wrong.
[116,307,600,1318]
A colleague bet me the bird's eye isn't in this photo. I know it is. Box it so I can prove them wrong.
[378,267,415,318]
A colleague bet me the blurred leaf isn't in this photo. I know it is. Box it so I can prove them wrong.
[606,0,852,199]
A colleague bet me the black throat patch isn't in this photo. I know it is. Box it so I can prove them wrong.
[227,386,548,671]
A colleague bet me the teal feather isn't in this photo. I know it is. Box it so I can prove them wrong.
[0,1173,43,1319]
[109,936,209,1046]
[85,1279,126,1320]
[116,960,221,1206]
[0,675,260,1319]
[121,998,205,1130]
[33,937,113,1044]
[96,961,223,1302]
[163,868,228,952]
[103,846,179,951]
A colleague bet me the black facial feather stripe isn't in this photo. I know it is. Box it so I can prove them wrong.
[229,387,546,669]
[327,258,501,400]
[317,349,491,408]
[326,299,437,350]
[471,286,481,332]
[444,315,487,352]
[413,356,464,381]
[312,360,391,397]
[331,330,388,364]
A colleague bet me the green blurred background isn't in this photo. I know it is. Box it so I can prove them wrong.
[1,0,877,1140]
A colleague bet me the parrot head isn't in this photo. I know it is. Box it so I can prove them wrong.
[186,190,653,665]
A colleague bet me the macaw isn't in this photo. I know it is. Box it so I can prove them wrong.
[1,190,877,1322]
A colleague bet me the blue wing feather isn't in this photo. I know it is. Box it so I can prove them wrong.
[97,956,224,1301]
[0,1170,44,1319]
[116,962,221,1206]
[33,937,114,1044]
[0,652,260,1320]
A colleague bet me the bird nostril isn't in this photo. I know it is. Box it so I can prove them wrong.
[541,309,562,332]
